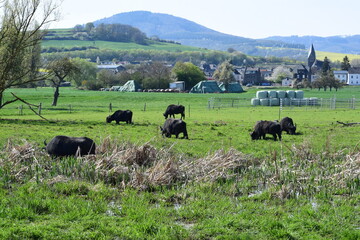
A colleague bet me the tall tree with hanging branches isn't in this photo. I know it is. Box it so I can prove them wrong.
[0,0,60,109]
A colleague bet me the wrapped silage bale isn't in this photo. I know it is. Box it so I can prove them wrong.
[256,91,268,99]
[302,98,309,106]
[251,98,260,106]
[260,98,269,106]
[286,90,295,99]
[277,90,287,99]
[295,90,304,99]
[269,98,280,106]
[282,98,290,106]
[309,97,318,106]
[291,98,302,106]
[268,90,277,98]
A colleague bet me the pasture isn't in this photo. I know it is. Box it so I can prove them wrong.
[0,87,359,239]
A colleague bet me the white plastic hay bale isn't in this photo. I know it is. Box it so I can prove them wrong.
[256,91,268,99]
[260,98,269,106]
[291,98,302,106]
[268,91,278,98]
[251,98,260,106]
[269,98,280,106]
[295,90,304,99]
[309,97,318,106]
[282,98,290,106]
[302,98,309,106]
[277,91,287,99]
[286,90,295,99]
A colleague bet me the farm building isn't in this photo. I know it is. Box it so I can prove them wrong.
[169,81,185,91]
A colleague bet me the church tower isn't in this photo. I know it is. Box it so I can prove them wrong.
[307,44,316,69]
[307,44,316,81]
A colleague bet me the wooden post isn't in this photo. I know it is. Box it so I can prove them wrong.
[143,103,146,111]
[188,104,190,118]
[19,105,23,115]
[109,103,112,112]
[69,104,72,113]
[38,103,42,115]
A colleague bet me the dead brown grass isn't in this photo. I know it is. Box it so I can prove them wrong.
[0,138,359,196]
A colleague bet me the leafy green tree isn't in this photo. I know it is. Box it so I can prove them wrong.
[171,62,205,90]
[322,57,331,73]
[340,56,351,70]
[47,58,80,106]
[0,0,59,108]
[85,22,95,33]
[212,60,235,91]
[96,69,126,88]
[314,56,341,91]
[67,58,97,87]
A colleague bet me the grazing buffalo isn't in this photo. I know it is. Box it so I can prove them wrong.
[106,110,133,124]
[250,120,282,141]
[45,135,96,157]
[160,118,188,139]
[280,117,296,135]
[163,104,185,119]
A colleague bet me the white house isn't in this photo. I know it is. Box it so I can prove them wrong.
[333,70,348,84]
[348,68,360,85]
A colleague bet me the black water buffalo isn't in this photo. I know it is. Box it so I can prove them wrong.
[106,110,133,124]
[163,104,185,119]
[160,118,188,139]
[250,120,282,141]
[45,135,96,157]
[280,117,296,135]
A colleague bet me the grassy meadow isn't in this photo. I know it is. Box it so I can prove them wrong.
[317,51,360,62]
[0,86,359,239]
[42,39,208,52]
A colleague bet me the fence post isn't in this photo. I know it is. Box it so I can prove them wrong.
[38,103,42,115]
[143,103,146,111]
[109,103,112,112]
[69,104,72,113]
[19,105,23,115]
[188,104,190,118]
[352,97,355,109]
[279,99,282,120]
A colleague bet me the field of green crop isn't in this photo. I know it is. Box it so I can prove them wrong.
[0,86,359,239]
[42,39,208,52]
[317,51,360,62]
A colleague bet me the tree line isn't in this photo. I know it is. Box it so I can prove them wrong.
[44,22,148,45]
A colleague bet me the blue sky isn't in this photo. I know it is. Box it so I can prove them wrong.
[54,0,360,39]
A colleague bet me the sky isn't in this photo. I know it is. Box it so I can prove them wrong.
[53,0,360,39]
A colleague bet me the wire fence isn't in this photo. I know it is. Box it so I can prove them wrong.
[208,97,357,110]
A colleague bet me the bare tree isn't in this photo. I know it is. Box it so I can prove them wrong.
[47,57,79,106]
[350,58,360,68]
[0,0,60,108]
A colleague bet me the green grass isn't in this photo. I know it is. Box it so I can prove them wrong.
[42,39,208,52]
[1,86,359,157]
[0,86,359,239]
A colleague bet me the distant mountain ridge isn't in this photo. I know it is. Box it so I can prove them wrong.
[93,11,359,59]
[93,11,307,59]
[264,35,360,55]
